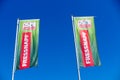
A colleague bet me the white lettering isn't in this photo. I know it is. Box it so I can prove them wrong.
[82,32,91,64]
[22,34,29,67]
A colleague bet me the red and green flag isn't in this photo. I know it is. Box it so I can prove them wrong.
[72,16,101,67]
[13,19,40,72]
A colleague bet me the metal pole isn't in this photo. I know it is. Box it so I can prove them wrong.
[12,19,19,80]
[71,16,81,80]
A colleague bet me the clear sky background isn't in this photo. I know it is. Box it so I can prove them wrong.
[0,0,120,80]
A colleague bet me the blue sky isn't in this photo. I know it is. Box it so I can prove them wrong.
[0,0,120,80]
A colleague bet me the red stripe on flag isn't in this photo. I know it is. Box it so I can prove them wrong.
[80,30,94,67]
[20,32,31,69]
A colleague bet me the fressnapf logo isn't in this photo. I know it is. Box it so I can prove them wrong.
[23,22,36,30]
[78,19,92,28]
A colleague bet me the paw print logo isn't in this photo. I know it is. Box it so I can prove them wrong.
[23,22,36,30]
[78,19,91,28]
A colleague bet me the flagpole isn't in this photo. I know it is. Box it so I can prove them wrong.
[71,16,81,80]
[12,19,19,80]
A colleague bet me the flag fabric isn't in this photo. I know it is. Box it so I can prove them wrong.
[14,19,39,70]
[72,16,101,67]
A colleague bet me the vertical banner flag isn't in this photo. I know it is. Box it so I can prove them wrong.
[14,19,39,71]
[72,16,101,67]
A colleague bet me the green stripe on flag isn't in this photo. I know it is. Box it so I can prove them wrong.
[15,19,40,70]
[73,16,101,67]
